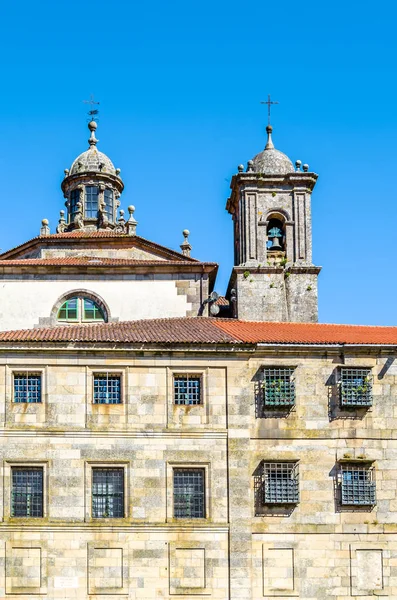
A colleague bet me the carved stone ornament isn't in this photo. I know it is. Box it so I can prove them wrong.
[74,202,84,229]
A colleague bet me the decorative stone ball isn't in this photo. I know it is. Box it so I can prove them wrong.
[128,205,135,213]
[88,120,97,130]
[238,164,244,173]
[115,168,121,176]
[303,164,309,172]
[42,219,49,226]
[60,210,65,217]
[119,210,124,216]
[183,229,190,238]
[295,159,302,168]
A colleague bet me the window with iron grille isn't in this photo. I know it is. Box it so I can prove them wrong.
[174,374,202,405]
[93,374,121,405]
[262,367,295,407]
[104,189,114,222]
[70,188,80,219]
[11,467,43,517]
[13,373,42,404]
[339,368,373,407]
[173,468,205,518]
[340,463,376,506]
[261,462,299,504]
[92,468,124,518]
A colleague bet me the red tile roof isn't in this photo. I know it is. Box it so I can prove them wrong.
[0,318,396,346]
[0,257,216,268]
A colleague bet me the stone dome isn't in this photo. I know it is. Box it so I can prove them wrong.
[70,146,116,176]
[251,125,294,175]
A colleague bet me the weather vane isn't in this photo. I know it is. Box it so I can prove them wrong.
[83,94,100,121]
[260,94,279,126]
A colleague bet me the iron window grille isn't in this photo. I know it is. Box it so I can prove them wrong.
[85,186,99,219]
[261,462,299,505]
[13,373,42,404]
[174,374,202,405]
[93,374,121,404]
[92,468,124,518]
[173,468,205,518]
[262,367,295,407]
[11,467,43,517]
[339,368,373,407]
[340,463,376,506]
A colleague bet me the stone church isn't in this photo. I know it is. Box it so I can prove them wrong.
[0,114,396,599]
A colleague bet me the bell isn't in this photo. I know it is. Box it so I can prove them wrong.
[267,226,283,250]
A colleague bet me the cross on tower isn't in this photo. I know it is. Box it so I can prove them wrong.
[260,94,279,126]
[83,94,100,120]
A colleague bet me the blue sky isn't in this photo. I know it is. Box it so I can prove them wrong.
[0,0,396,325]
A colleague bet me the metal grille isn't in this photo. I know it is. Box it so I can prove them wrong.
[340,368,373,407]
[92,468,124,518]
[14,373,42,404]
[173,468,205,518]
[93,374,121,404]
[11,468,43,517]
[341,464,376,506]
[174,375,202,405]
[263,367,295,407]
[262,462,299,504]
[85,186,99,218]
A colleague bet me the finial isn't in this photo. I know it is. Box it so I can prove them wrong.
[303,163,309,172]
[40,219,50,236]
[56,210,67,234]
[238,164,244,173]
[180,229,192,257]
[115,168,121,176]
[247,160,254,172]
[64,168,69,178]
[88,120,98,147]
[295,160,302,172]
[126,205,138,236]
[265,125,274,150]
[260,94,279,126]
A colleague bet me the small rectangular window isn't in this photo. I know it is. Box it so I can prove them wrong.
[11,467,43,517]
[93,374,121,404]
[70,188,80,219]
[104,189,114,221]
[92,468,124,518]
[261,462,299,505]
[85,186,99,219]
[174,374,202,405]
[262,367,295,407]
[173,468,205,519]
[13,373,42,404]
[340,463,376,506]
[339,368,373,407]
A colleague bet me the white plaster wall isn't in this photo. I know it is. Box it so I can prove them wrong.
[0,278,192,330]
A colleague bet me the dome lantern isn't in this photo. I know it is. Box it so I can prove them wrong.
[60,119,124,232]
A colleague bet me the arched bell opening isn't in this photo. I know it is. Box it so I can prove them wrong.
[266,217,286,253]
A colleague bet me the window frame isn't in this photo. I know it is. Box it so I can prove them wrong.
[91,467,125,519]
[338,367,373,408]
[260,461,300,506]
[173,373,203,406]
[103,188,114,222]
[339,461,376,507]
[57,296,106,324]
[167,462,210,522]
[85,462,129,521]
[13,371,42,404]
[84,185,99,219]
[173,467,206,519]
[262,366,296,409]
[93,372,122,405]
[5,462,48,520]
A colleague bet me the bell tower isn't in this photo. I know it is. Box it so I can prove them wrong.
[226,124,321,322]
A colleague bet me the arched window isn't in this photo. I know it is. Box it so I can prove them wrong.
[266,217,285,251]
[104,189,114,222]
[85,186,99,218]
[57,297,106,323]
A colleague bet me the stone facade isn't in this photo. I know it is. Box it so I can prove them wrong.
[0,345,395,598]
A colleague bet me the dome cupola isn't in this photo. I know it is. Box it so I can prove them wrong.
[60,120,124,232]
[251,125,294,175]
